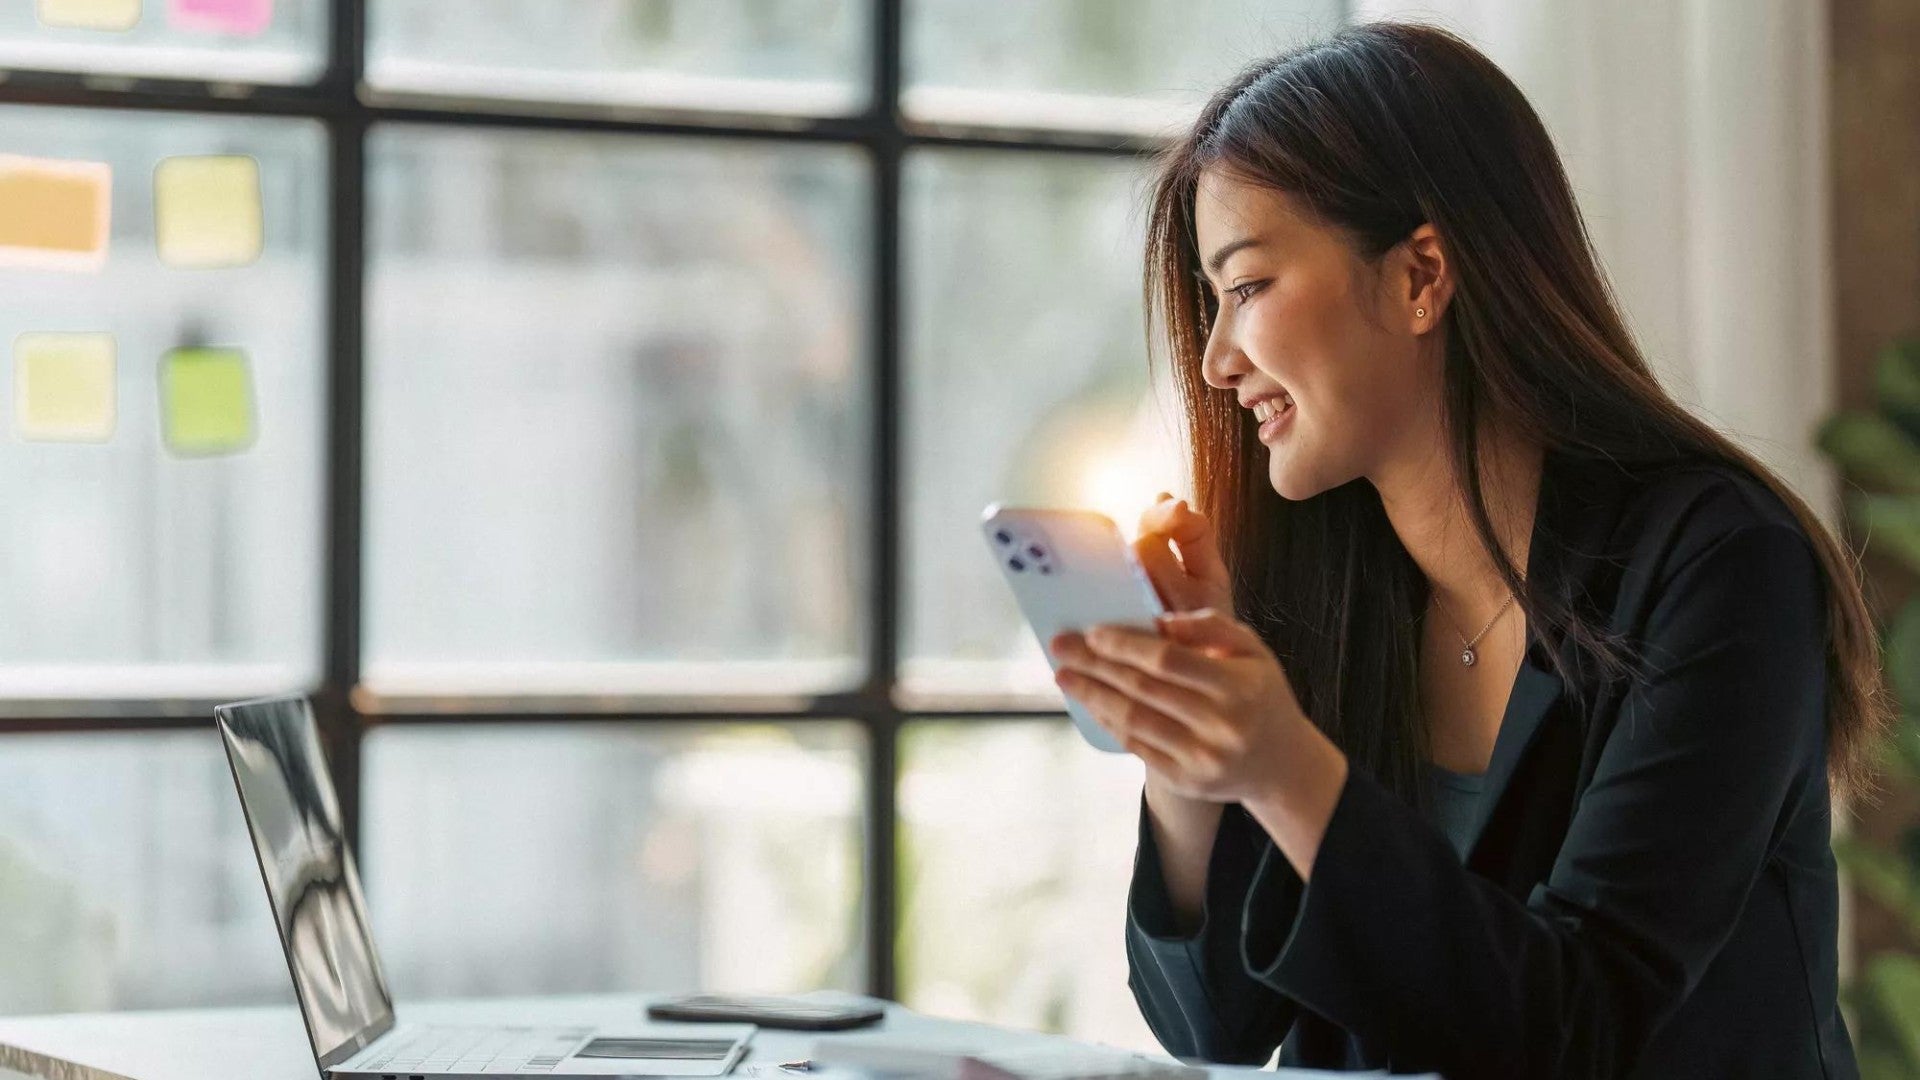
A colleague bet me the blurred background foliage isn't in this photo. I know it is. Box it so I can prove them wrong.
[1818,338,1920,1079]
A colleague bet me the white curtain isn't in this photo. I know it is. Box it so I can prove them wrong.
[1350,0,1837,525]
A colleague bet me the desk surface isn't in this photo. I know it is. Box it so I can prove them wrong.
[0,991,1399,1080]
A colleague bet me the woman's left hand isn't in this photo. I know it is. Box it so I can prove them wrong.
[1049,607,1314,804]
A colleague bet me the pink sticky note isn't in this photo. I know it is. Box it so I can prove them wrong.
[167,0,273,36]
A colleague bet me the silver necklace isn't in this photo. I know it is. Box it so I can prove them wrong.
[1432,589,1516,667]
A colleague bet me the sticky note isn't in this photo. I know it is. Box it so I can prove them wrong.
[0,156,111,272]
[36,0,142,30]
[160,347,254,455]
[14,333,116,443]
[167,0,273,36]
[154,155,263,269]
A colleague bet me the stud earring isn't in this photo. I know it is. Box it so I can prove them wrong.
[1415,307,1426,318]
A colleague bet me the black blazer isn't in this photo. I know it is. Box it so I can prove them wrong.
[1125,447,1858,1078]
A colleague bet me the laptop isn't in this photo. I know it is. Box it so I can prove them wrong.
[214,694,756,1079]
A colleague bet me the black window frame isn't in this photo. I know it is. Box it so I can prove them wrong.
[0,0,1337,1004]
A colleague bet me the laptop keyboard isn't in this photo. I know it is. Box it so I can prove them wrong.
[357,1024,590,1074]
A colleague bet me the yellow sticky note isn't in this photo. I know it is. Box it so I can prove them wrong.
[14,333,117,443]
[0,156,112,272]
[154,155,263,269]
[160,346,254,455]
[36,0,142,31]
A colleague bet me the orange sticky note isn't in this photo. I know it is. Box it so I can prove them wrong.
[36,0,142,30]
[0,156,112,272]
[15,332,117,443]
[154,155,263,269]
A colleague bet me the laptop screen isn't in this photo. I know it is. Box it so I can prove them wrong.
[216,695,395,1069]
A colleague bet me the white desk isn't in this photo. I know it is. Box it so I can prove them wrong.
[0,991,1397,1080]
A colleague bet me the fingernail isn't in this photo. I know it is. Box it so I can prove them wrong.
[1156,491,1174,502]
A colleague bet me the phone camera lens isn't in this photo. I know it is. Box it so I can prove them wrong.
[1027,544,1045,558]
[1008,557,1026,572]
[1038,565,1052,574]
[994,529,1013,545]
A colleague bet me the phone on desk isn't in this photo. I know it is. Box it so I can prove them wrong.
[980,502,1168,753]
[646,993,885,1031]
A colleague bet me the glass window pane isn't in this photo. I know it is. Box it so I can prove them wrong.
[900,149,1182,705]
[0,0,328,84]
[0,732,293,1012]
[362,722,866,997]
[363,125,869,702]
[904,1,1342,134]
[898,719,1160,1053]
[0,105,327,704]
[367,0,869,118]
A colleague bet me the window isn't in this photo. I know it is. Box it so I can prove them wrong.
[897,720,1156,1049]
[365,0,869,117]
[899,149,1186,706]
[904,0,1342,134]
[0,0,1339,1052]
[0,103,326,704]
[0,0,328,83]
[362,125,870,701]
[0,732,291,1010]
[363,723,865,998]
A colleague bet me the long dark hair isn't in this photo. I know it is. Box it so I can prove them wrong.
[1141,20,1891,806]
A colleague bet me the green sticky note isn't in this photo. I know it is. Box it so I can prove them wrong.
[14,332,116,442]
[160,346,254,455]
[154,155,263,269]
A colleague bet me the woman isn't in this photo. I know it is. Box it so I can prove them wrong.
[1044,21,1886,1079]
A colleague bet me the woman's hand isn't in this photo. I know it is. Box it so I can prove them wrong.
[1134,492,1234,615]
[1050,606,1352,879]
[1050,606,1308,804]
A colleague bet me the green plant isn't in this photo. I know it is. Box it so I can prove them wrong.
[1816,337,1920,1079]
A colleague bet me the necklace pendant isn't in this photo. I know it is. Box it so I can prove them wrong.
[1461,646,1477,666]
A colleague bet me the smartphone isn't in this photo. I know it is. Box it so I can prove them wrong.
[645,992,885,1031]
[980,502,1168,753]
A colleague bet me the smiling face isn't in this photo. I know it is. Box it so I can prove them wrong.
[1193,166,1447,501]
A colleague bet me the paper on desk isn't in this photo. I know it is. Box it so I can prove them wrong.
[1106,1062,1438,1080]
[807,1035,1206,1080]
[807,1035,1438,1080]
[738,1065,899,1080]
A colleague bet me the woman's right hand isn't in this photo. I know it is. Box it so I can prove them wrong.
[1133,492,1235,617]
[1132,493,1237,821]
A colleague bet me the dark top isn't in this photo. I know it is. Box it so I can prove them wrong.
[1426,762,1485,862]
[1123,447,1858,1078]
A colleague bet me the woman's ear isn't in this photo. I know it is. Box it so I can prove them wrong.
[1402,222,1452,329]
